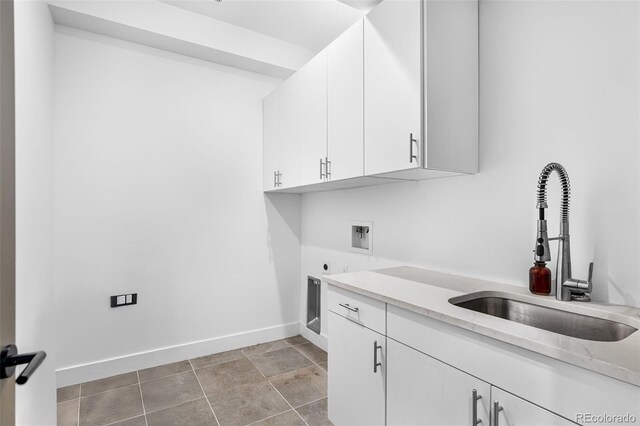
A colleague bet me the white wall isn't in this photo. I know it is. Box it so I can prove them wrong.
[301,0,640,343]
[14,1,56,424]
[54,27,301,384]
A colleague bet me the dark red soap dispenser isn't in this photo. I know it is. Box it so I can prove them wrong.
[529,261,551,295]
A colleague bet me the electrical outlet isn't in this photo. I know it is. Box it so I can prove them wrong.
[321,262,331,275]
[111,293,137,308]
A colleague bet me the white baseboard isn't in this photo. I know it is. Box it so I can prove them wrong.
[56,322,300,387]
[299,323,327,352]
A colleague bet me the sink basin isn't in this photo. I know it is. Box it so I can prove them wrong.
[451,296,637,342]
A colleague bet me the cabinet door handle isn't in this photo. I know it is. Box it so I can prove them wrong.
[492,401,503,426]
[373,341,382,373]
[472,389,483,425]
[320,158,325,179]
[338,303,358,313]
[277,171,282,187]
[409,133,418,163]
[326,157,331,179]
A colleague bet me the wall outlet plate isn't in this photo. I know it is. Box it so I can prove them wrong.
[110,293,137,308]
[350,221,373,255]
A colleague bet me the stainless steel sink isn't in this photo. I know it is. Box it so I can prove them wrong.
[451,296,637,342]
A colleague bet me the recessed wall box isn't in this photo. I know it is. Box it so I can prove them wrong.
[350,221,373,255]
[307,276,321,335]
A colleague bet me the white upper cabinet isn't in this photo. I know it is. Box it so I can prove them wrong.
[327,19,364,182]
[263,88,280,191]
[262,74,301,190]
[299,52,328,186]
[278,74,301,189]
[364,0,422,176]
[364,0,478,178]
[424,0,479,173]
[263,0,478,192]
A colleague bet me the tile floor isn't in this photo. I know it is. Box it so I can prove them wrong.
[57,336,331,426]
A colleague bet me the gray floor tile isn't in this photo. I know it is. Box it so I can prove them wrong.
[57,399,79,426]
[140,370,204,414]
[294,343,327,364]
[146,398,217,426]
[252,410,305,426]
[138,360,192,382]
[58,384,81,403]
[79,384,143,426]
[60,336,332,426]
[241,340,289,357]
[207,381,289,426]
[196,357,265,395]
[248,347,313,378]
[191,349,245,370]
[285,336,309,346]
[270,365,327,408]
[107,415,147,426]
[81,372,138,397]
[295,398,332,426]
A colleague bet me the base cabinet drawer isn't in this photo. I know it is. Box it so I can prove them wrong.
[387,338,491,426]
[328,285,386,335]
[492,387,577,426]
[328,311,385,426]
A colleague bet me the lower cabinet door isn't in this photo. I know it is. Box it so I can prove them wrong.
[387,338,491,426]
[491,387,577,426]
[328,311,385,426]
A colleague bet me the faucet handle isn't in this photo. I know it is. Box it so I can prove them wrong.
[564,262,594,300]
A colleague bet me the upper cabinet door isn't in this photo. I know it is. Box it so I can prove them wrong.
[364,0,422,176]
[278,73,301,189]
[327,19,364,181]
[263,88,281,191]
[299,52,327,186]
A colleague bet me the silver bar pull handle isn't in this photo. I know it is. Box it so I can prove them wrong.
[409,133,418,163]
[472,389,483,425]
[373,341,382,373]
[273,170,277,187]
[326,157,331,179]
[338,303,358,313]
[320,158,325,179]
[277,171,282,187]
[492,401,503,426]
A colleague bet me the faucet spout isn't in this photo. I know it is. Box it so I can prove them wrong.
[534,163,592,301]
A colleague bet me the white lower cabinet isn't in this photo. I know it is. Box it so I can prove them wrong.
[327,285,635,426]
[328,311,385,426]
[387,338,491,426]
[491,387,577,426]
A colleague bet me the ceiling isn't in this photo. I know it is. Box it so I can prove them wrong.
[161,0,374,52]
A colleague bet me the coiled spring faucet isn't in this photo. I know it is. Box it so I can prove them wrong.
[535,162,593,301]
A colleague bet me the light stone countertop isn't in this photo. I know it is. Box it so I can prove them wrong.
[322,266,640,387]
